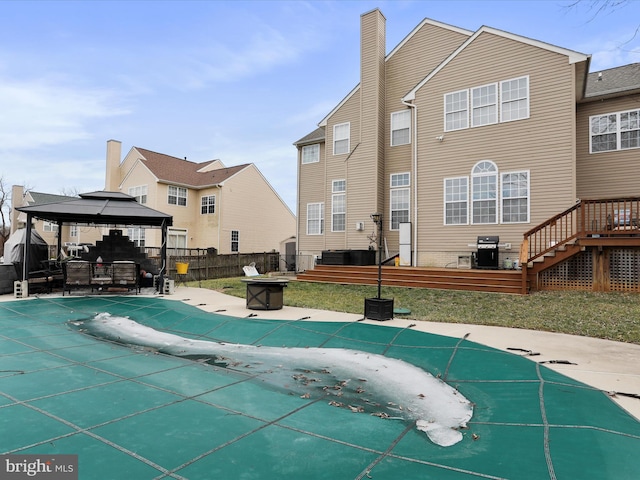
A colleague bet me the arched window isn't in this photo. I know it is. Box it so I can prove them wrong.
[471,161,497,224]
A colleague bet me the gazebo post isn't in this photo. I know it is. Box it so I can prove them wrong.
[160,219,168,291]
[57,220,63,261]
[24,213,33,283]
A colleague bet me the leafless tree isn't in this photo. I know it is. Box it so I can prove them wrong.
[0,177,11,256]
[564,0,638,46]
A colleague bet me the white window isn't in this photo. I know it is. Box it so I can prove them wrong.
[332,180,346,232]
[168,228,187,254]
[128,185,147,204]
[390,173,410,230]
[127,227,146,247]
[333,122,350,155]
[471,161,498,224]
[43,221,58,232]
[471,83,498,127]
[168,185,187,206]
[445,90,468,131]
[70,225,78,238]
[444,177,468,225]
[500,76,529,122]
[201,195,215,214]
[391,110,411,146]
[501,171,529,223]
[231,230,239,252]
[391,172,410,188]
[590,109,640,153]
[301,144,320,164]
[307,203,324,235]
[621,110,640,149]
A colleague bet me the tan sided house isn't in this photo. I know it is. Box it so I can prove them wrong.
[106,140,296,255]
[295,9,640,292]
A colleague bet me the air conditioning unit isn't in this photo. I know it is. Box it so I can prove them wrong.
[355,222,364,231]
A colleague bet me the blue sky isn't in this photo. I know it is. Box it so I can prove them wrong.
[1,0,639,214]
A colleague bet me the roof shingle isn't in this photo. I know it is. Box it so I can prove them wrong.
[135,148,249,188]
[585,63,640,99]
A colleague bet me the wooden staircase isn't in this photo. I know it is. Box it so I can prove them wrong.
[296,265,525,295]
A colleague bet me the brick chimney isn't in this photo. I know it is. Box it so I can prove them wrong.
[105,139,122,191]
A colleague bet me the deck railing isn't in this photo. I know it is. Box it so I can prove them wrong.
[522,197,640,264]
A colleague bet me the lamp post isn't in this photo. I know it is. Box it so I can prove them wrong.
[370,212,383,299]
[364,212,394,321]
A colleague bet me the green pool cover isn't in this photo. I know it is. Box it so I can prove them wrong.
[1,296,639,479]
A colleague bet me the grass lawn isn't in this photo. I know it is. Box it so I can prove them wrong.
[193,277,640,345]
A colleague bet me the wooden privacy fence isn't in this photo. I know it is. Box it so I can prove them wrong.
[145,249,282,282]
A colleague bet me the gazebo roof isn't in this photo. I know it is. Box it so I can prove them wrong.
[16,191,173,227]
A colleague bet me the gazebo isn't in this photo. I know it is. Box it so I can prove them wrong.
[15,191,173,294]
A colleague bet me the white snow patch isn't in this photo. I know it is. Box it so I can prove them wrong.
[72,313,474,446]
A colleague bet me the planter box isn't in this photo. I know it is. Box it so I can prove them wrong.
[364,297,394,321]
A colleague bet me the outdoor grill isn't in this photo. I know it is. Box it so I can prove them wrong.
[475,236,499,269]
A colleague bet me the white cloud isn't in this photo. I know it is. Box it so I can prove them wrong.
[0,77,130,150]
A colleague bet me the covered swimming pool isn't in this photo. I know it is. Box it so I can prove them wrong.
[1,296,639,479]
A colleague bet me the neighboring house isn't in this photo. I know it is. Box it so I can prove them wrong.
[10,186,106,255]
[105,140,296,255]
[295,9,640,269]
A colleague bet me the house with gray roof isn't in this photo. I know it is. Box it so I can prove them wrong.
[294,9,640,292]
[106,140,295,256]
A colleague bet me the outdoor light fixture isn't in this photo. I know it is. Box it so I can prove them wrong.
[364,212,394,321]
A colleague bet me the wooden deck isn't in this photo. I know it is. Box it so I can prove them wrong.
[296,265,525,295]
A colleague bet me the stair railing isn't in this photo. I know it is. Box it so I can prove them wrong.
[522,197,640,265]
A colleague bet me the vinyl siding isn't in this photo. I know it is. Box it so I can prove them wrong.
[412,32,578,257]
[329,91,367,248]
[298,141,328,253]
[218,165,295,254]
[383,24,471,250]
[576,93,640,198]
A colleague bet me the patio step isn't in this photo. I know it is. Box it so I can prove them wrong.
[296,265,525,295]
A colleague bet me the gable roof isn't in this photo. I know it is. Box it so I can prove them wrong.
[318,18,472,128]
[134,147,250,189]
[583,63,640,101]
[28,191,76,206]
[403,25,590,102]
[293,127,326,146]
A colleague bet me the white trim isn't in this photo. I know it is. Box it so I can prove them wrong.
[589,108,640,153]
[301,143,320,164]
[200,194,216,215]
[499,75,530,123]
[443,176,469,225]
[167,185,188,207]
[230,229,239,253]
[391,110,411,146]
[470,160,498,225]
[444,89,469,132]
[500,170,530,224]
[471,82,498,127]
[403,26,588,102]
[306,202,324,235]
[319,85,360,127]
[333,122,351,155]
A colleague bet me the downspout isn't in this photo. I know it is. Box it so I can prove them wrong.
[402,99,418,266]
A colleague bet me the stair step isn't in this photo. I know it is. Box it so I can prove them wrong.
[296,265,525,295]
